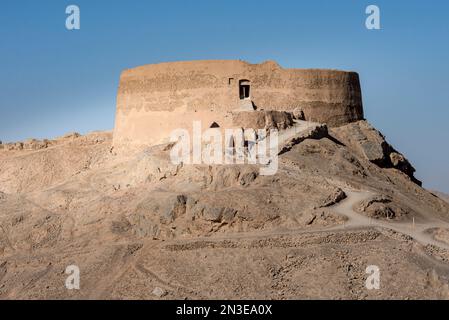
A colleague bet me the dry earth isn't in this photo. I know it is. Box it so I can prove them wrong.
[1,121,449,299]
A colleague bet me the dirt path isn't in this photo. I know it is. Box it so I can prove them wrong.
[331,189,449,250]
[139,187,449,250]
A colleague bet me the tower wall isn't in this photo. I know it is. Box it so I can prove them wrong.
[113,60,364,148]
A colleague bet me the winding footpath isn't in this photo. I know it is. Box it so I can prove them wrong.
[331,189,449,250]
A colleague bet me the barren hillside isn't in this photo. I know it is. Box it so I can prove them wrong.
[1,121,449,299]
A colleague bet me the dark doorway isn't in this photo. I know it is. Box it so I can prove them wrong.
[210,122,220,128]
[239,80,250,100]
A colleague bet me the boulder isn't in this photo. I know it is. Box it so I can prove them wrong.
[162,195,187,224]
[320,188,347,207]
[185,199,238,224]
[201,206,237,223]
[356,194,408,220]
[279,124,328,155]
[390,152,415,177]
[129,214,160,239]
[239,169,258,186]
[332,120,421,185]
[360,140,386,165]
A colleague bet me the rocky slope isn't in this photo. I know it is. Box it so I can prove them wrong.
[432,191,449,204]
[1,121,449,299]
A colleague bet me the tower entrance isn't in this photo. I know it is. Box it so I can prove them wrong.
[239,80,250,100]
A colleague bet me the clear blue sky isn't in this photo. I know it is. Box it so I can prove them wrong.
[1,0,448,192]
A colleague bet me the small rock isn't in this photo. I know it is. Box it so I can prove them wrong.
[152,287,166,298]
[292,108,305,120]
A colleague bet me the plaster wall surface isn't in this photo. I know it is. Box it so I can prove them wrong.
[113,60,364,148]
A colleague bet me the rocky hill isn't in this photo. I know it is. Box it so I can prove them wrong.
[1,120,449,299]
